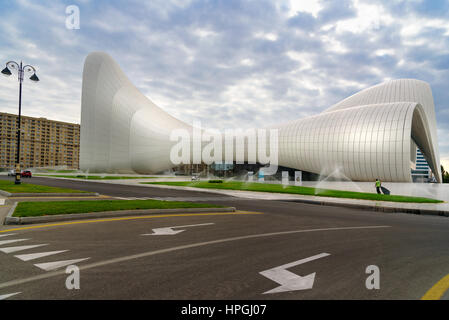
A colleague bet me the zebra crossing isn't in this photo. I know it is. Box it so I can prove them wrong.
[0,233,90,299]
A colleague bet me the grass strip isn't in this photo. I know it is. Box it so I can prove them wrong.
[144,181,443,203]
[0,179,87,194]
[13,199,224,217]
[35,175,159,180]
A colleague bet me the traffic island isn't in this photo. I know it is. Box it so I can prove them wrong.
[4,199,235,225]
[144,181,443,203]
[0,179,97,197]
[141,181,449,218]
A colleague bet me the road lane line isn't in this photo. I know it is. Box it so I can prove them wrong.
[0,225,390,290]
[35,258,90,271]
[0,211,262,233]
[0,239,29,246]
[421,274,449,300]
[0,233,17,238]
[0,292,21,300]
[0,244,48,254]
[15,250,68,262]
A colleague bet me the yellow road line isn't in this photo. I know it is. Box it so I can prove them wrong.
[0,211,262,233]
[421,274,449,300]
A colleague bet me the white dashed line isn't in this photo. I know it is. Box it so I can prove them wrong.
[35,258,90,271]
[0,233,17,238]
[0,244,48,254]
[0,239,29,246]
[15,250,68,262]
[0,292,21,300]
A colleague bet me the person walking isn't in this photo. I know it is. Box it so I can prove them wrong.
[375,179,381,194]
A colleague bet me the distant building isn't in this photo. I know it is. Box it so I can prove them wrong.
[0,112,80,170]
[411,149,433,182]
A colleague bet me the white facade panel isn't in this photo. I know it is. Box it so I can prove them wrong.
[80,52,442,182]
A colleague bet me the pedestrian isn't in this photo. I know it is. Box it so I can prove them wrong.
[375,179,381,194]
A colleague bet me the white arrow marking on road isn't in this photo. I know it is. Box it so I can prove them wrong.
[0,239,29,246]
[0,292,21,300]
[34,258,90,271]
[0,244,48,254]
[260,253,330,294]
[142,223,214,236]
[15,250,68,262]
[0,233,17,238]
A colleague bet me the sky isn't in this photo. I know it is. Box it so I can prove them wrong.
[0,0,449,168]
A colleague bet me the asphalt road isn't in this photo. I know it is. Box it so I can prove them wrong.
[1,176,449,300]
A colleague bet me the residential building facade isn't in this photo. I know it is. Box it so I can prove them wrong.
[0,112,80,170]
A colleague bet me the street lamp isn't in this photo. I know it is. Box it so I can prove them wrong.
[2,61,39,184]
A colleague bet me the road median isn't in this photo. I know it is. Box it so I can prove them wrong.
[5,205,236,225]
[4,199,235,225]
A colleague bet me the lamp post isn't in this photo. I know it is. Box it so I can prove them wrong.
[2,61,39,184]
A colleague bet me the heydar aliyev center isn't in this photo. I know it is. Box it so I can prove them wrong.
[80,52,442,183]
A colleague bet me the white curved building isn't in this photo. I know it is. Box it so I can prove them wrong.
[80,52,442,182]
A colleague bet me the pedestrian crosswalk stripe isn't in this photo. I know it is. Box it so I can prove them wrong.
[34,258,90,271]
[0,292,21,300]
[15,250,68,262]
[0,244,48,254]
[0,233,17,238]
[0,239,29,246]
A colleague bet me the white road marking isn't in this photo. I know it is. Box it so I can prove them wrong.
[0,239,29,246]
[260,253,330,294]
[0,225,390,290]
[15,250,68,262]
[34,258,90,271]
[142,223,215,236]
[0,244,48,254]
[0,292,21,300]
[0,199,5,205]
[0,233,17,238]
[115,197,153,200]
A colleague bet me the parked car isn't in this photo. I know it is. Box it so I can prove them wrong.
[21,170,32,178]
[7,170,15,176]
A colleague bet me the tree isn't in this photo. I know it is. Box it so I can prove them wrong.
[442,165,449,183]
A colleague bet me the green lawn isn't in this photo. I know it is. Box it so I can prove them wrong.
[13,199,224,217]
[0,179,88,194]
[36,174,158,180]
[144,181,443,203]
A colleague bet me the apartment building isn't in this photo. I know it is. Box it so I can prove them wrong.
[0,112,80,170]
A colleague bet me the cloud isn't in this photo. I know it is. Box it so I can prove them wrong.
[0,0,448,164]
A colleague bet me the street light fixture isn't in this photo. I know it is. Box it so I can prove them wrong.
[2,61,39,184]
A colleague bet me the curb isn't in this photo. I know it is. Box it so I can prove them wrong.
[4,206,236,225]
[283,198,449,217]
[3,202,18,225]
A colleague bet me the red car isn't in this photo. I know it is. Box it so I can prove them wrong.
[21,170,32,178]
